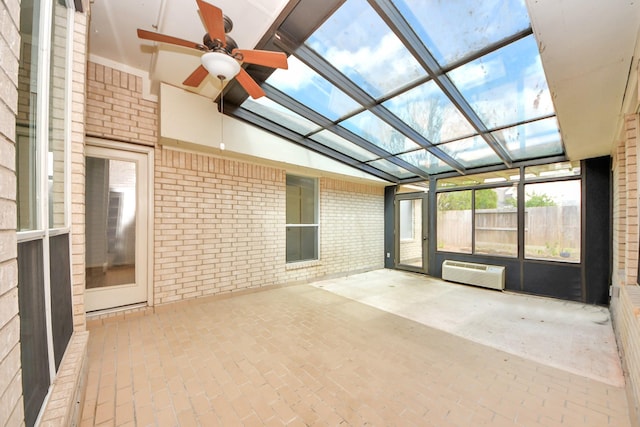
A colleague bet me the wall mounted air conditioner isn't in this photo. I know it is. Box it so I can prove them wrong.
[441,260,505,290]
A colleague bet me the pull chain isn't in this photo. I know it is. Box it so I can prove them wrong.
[219,77,225,151]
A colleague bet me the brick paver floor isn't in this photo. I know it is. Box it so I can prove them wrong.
[81,284,631,426]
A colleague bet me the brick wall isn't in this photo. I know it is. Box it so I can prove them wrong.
[284,178,384,283]
[611,113,640,420]
[155,147,385,305]
[154,148,287,304]
[86,63,385,305]
[86,62,157,145]
[0,0,24,424]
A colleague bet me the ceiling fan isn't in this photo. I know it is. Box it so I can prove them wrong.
[137,0,288,98]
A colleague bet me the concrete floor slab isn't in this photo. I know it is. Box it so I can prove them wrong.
[311,269,624,387]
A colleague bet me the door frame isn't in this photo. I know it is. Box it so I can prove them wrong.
[394,192,428,273]
[84,137,154,312]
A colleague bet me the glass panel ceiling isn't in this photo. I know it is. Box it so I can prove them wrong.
[242,97,320,135]
[266,56,361,121]
[437,168,520,189]
[398,149,455,175]
[310,129,379,162]
[383,80,475,144]
[305,0,426,98]
[492,117,564,161]
[393,0,531,68]
[438,135,503,169]
[340,109,421,155]
[366,158,415,179]
[448,35,555,130]
[235,0,566,183]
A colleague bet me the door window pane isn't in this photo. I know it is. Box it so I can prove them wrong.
[437,190,472,253]
[286,175,319,263]
[86,157,137,288]
[399,199,422,267]
[524,180,580,262]
[474,187,518,257]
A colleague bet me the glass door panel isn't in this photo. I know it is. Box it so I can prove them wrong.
[86,157,136,289]
[399,199,423,268]
[396,194,428,272]
[85,143,150,312]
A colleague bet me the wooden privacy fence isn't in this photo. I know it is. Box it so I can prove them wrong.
[437,205,580,252]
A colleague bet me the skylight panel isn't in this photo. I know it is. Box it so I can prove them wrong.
[398,149,455,174]
[447,35,554,130]
[491,117,564,161]
[266,56,361,121]
[438,135,503,168]
[311,130,380,162]
[393,0,530,68]
[339,109,421,155]
[229,0,565,182]
[366,158,416,179]
[383,80,476,144]
[241,97,320,135]
[305,0,426,98]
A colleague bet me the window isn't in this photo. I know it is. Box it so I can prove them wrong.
[16,0,76,423]
[16,0,43,231]
[474,187,517,257]
[524,180,581,262]
[437,186,517,257]
[286,175,319,262]
[436,162,581,263]
[437,190,472,253]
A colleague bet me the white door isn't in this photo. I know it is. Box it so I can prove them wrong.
[84,141,153,312]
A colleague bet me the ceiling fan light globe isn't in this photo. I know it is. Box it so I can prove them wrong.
[201,51,240,81]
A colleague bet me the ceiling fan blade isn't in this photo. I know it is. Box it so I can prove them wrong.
[137,29,203,51]
[183,65,209,87]
[233,49,288,69]
[197,0,226,46]
[236,68,265,99]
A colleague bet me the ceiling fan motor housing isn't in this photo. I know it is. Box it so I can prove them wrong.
[203,33,238,54]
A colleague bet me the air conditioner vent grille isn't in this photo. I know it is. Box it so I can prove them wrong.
[442,260,505,290]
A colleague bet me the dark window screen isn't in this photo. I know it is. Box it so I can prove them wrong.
[18,239,50,427]
[50,233,73,369]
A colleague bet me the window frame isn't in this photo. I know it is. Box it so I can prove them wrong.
[285,174,320,263]
[435,164,582,264]
[522,177,582,263]
[15,1,77,424]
